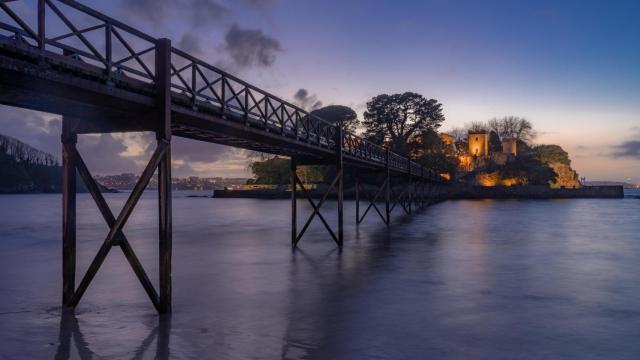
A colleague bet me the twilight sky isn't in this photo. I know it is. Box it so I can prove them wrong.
[1,0,638,181]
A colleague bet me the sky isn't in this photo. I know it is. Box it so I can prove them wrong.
[0,0,638,181]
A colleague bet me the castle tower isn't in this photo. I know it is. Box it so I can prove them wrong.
[501,138,517,156]
[468,131,488,158]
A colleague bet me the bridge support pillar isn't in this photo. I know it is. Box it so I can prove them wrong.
[61,119,77,307]
[290,156,297,246]
[156,38,172,314]
[355,172,389,226]
[336,125,344,247]
[355,172,360,224]
[385,149,391,224]
[290,125,344,248]
[57,38,173,314]
[407,161,412,215]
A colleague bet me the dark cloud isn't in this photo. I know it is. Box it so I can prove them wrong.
[190,0,228,27]
[223,23,282,68]
[178,33,203,56]
[0,105,254,177]
[239,0,278,8]
[0,106,61,158]
[293,88,323,111]
[611,141,640,159]
[172,137,231,163]
[78,134,148,176]
[120,0,227,27]
[122,0,165,22]
[610,127,640,159]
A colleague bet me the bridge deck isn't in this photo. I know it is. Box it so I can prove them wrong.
[0,0,449,313]
[0,0,444,180]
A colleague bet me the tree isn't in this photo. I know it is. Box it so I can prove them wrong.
[533,144,571,166]
[310,105,359,133]
[448,127,467,142]
[362,92,445,155]
[498,155,557,186]
[465,121,487,133]
[248,156,326,185]
[249,156,290,185]
[411,129,443,156]
[488,116,535,142]
[488,130,501,152]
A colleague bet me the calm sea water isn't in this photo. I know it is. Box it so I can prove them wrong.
[0,190,639,359]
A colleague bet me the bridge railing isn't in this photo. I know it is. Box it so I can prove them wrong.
[0,0,159,84]
[0,0,445,182]
[169,48,338,150]
[342,131,386,166]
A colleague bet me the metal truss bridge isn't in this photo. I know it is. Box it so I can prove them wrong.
[0,0,449,313]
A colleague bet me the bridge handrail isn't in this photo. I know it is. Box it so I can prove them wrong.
[0,0,445,182]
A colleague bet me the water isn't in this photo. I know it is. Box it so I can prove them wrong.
[0,190,639,359]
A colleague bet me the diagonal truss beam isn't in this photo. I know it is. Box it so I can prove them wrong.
[66,140,169,309]
[73,148,160,310]
[389,185,410,215]
[356,178,388,225]
[293,171,343,247]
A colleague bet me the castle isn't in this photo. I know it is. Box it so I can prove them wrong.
[447,130,518,172]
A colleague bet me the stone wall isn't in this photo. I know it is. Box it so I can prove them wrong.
[430,184,624,200]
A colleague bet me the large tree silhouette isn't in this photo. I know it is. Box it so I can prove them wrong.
[362,92,444,155]
[310,105,358,133]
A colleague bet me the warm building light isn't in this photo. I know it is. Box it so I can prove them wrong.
[468,131,489,159]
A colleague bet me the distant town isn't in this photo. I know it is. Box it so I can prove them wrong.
[94,173,248,191]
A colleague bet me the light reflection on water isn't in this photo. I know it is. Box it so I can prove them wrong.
[0,191,639,359]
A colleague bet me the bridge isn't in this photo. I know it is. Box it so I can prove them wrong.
[0,0,449,313]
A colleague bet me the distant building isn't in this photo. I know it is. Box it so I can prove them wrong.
[452,130,519,172]
[468,131,489,158]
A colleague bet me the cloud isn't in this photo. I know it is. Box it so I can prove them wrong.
[0,106,61,158]
[0,106,252,177]
[172,137,233,163]
[611,141,640,159]
[223,23,282,68]
[239,0,278,8]
[78,133,149,176]
[120,0,228,27]
[293,88,323,111]
[178,33,203,56]
[190,0,228,27]
[121,0,165,22]
[609,126,640,159]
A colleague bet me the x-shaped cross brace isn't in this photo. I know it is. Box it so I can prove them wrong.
[64,140,169,312]
[389,184,411,215]
[356,178,389,225]
[292,170,343,247]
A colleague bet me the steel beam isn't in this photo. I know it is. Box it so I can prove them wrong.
[336,124,344,247]
[156,38,172,313]
[74,149,160,311]
[356,177,389,225]
[385,149,390,224]
[61,117,77,307]
[407,159,412,214]
[67,141,168,308]
[291,156,297,246]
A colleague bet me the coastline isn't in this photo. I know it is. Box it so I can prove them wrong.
[213,185,625,200]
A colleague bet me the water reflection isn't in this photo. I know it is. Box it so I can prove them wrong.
[54,310,94,360]
[1,194,640,359]
[54,310,171,360]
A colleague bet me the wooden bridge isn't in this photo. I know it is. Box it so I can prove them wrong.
[0,0,449,313]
